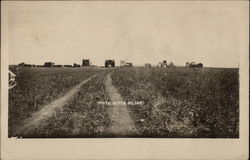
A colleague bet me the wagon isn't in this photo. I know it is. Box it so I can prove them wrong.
[105,60,115,67]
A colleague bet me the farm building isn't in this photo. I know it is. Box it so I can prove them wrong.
[145,63,151,67]
[44,62,55,67]
[18,62,36,68]
[120,60,126,67]
[124,62,133,67]
[105,60,115,67]
[120,60,132,67]
[158,60,167,68]
[186,62,203,68]
[161,60,168,68]
[82,59,90,66]
[74,63,81,67]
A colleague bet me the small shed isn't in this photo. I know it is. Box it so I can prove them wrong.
[145,63,151,67]
[124,62,133,67]
[74,63,81,67]
[18,62,36,68]
[161,60,167,68]
[186,62,203,68]
[44,62,55,67]
[82,59,90,66]
[120,60,126,67]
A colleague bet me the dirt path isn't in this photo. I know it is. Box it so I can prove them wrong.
[12,74,98,137]
[104,73,137,137]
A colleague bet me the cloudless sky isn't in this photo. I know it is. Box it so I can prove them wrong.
[5,1,247,67]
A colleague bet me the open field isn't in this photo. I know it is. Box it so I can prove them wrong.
[8,66,105,136]
[8,66,239,138]
[111,67,239,138]
[23,72,111,138]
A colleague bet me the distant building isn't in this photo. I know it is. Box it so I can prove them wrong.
[18,62,36,68]
[186,62,203,68]
[158,60,167,68]
[82,59,90,66]
[120,60,133,67]
[120,60,126,67]
[74,63,81,67]
[124,62,133,67]
[161,60,167,68]
[105,60,115,67]
[145,63,151,67]
[44,62,55,67]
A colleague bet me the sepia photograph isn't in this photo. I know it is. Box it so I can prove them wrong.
[1,1,249,159]
[6,1,241,138]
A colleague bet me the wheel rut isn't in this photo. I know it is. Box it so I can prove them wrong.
[12,74,98,137]
[104,73,138,137]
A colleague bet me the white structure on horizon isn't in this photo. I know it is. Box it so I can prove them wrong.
[120,60,126,67]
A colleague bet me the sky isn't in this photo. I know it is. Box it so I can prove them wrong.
[4,1,248,67]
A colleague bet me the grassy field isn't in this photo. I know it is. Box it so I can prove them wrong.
[8,66,105,136]
[8,66,239,138]
[25,72,111,138]
[111,67,239,138]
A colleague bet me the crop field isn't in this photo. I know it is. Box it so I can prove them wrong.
[8,66,105,137]
[8,66,239,138]
[111,67,239,138]
[25,72,111,138]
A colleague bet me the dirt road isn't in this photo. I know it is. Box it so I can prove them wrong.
[12,74,98,137]
[104,73,138,137]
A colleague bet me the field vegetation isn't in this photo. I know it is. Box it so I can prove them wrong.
[8,66,104,136]
[25,72,111,138]
[111,67,239,138]
[8,66,239,138]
